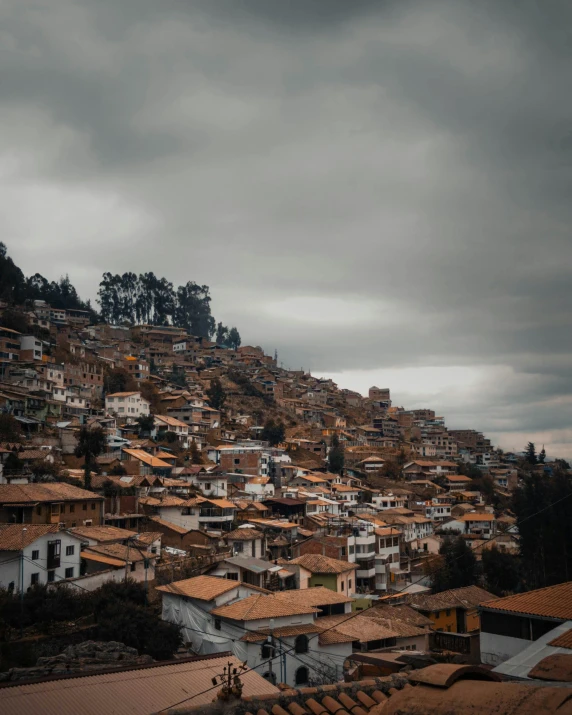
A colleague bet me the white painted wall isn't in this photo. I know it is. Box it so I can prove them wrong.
[157,506,200,530]
[0,532,83,592]
[480,632,529,666]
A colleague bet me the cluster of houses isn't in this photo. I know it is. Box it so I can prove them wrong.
[2,305,566,693]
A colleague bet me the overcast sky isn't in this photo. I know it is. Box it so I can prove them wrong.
[2,1,571,456]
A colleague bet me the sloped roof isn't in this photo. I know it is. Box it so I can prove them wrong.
[67,525,137,543]
[224,528,262,541]
[211,593,320,621]
[273,586,353,607]
[482,581,572,620]
[156,575,246,600]
[410,585,496,613]
[286,553,357,574]
[0,524,59,550]
[0,483,102,504]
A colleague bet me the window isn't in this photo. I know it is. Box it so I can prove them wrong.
[445,609,451,617]
[348,580,352,590]
[261,641,274,659]
[214,617,221,630]
[91,503,96,510]
[36,505,42,516]
[70,504,75,513]
[47,571,55,583]
[341,546,346,556]
[204,483,211,490]
[83,503,87,511]
[130,563,136,572]
[65,567,74,578]
[51,504,60,515]
[349,545,355,555]
[234,458,240,465]
[340,582,344,592]
[66,545,75,556]
[32,550,39,560]
[294,635,309,654]
[234,541,244,553]
[30,573,40,585]
[295,666,309,685]
[226,573,239,580]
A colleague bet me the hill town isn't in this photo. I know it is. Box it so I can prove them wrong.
[0,244,571,713]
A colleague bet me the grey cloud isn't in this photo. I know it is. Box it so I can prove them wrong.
[1,0,571,452]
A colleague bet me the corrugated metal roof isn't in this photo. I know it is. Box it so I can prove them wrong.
[0,654,278,715]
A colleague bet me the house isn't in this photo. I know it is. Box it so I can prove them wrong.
[441,512,497,538]
[152,415,189,447]
[208,556,291,591]
[224,527,266,559]
[234,500,270,522]
[480,581,572,667]
[138,495,199,530]
[402,461,458,479]
[314,605,431,653]
[441,474,472,492]
[0,524,84,591]
[66,524,138,546]
[374,527,403,592]
[0,483,105,527]
[105,392,150,420]
[354,455,386,472]
[81,542,157,586]
[242,475,275,499]
[121,448,173,477]
[283,554,357,597]
[209,590,353,686]
[147,517,217,553]
[409,585,496,634]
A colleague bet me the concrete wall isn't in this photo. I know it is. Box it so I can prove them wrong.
[0,532,83,592]
[480,632,528,666]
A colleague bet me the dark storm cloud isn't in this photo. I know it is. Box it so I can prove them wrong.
[1,0,571,452]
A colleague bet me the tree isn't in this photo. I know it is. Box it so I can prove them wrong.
[538,446,546,464]
[525,442,537,465]
[261,419,285,447]
[206,378,226,410]
[482,545,522,596]
[136,414,155,436]
[169,367,187,388]
[228,327,241,350]
[215,322,229,345]
[0,414,21,441]
[328,434,345,475]
[174,281,214,337]
[105,367,136,395]
[513,470,572,588]
[0,308,29,334]
[430,536,480,593]
[189,440,202,464]
[75,427,106,489]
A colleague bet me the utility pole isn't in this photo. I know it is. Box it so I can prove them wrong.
[267,619,275,685]
[20,527,27,639]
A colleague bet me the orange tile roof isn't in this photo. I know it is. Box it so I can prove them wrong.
[0,524,60,550]
[445,474,472,482]
[273,586,353,607]
[459,513,495,521]
[156,575,255,600]
[483,582,572,619]
[154,414,188,428]
[224,528,262,541]
[106,391,140,397]
[0,482,102,504]
[122,448,172,468]
[548,629,572,649]
[286,553,357,574]
[148,515,190,534]
[410,585,497,613]
[211,593,320,621]
[80,551,125,568]
[67,525,137,543]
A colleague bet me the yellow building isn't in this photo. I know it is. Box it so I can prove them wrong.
[409,585,496,634]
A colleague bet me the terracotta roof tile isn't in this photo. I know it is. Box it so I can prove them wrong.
[548,628,572,649]
[273,586,354,608]
[409,585,496,613]
[224,528,262,541]
[211,593,320,621]
[0,482,102,504]
[156,575,244,600]
[0,524,60,550]
[286,554,357,574]
[482,581,572,620]
[240,623,321,642]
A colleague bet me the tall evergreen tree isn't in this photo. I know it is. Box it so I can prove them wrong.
[206,378,226,410]
[525,441,537,465]
[328,434,345,475]
[430,536,480,593]
[75,427,106,490]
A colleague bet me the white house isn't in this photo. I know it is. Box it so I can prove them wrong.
[441,513,496,538]
[105,392,150,420]
[374,526,402,592]
[243,476,275,498]
[372,493,408,511]
[224,527,266,560]
[0,524,84,591]
[152,415,189,448]
[158,575,353,687]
